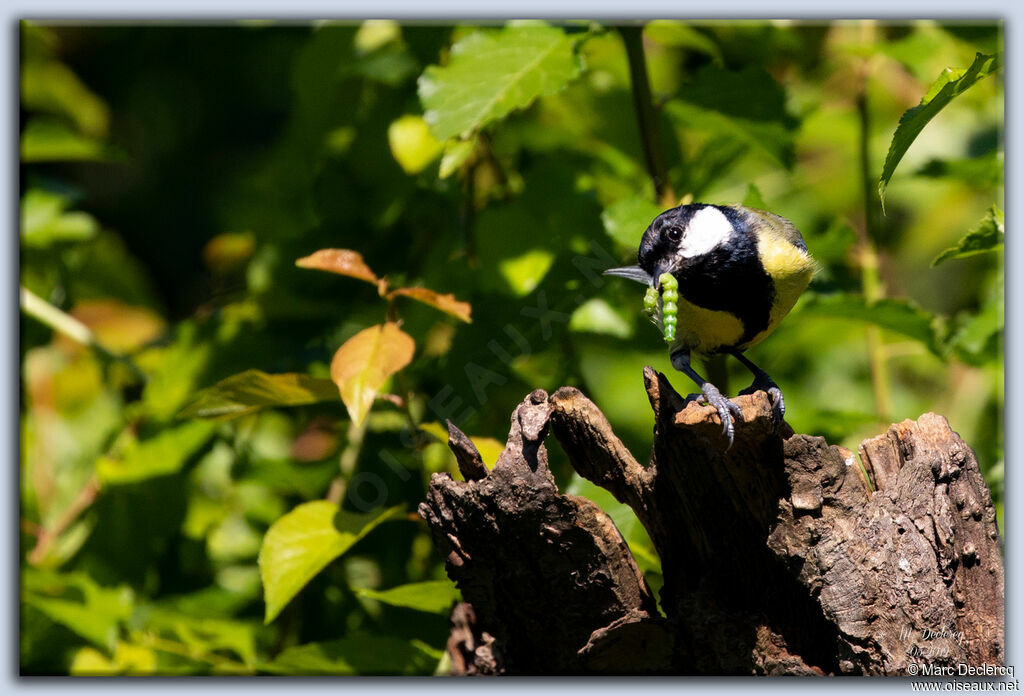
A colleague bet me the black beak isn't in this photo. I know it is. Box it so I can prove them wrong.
[651,261,667,288]
[603,265,653,286]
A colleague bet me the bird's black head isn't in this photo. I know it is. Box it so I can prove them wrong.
[638,204,743,280]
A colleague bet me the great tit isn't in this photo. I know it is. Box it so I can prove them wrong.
[604,203,816,446]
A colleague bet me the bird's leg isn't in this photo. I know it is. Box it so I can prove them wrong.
[671,349,742,447]
[731,350,785,421]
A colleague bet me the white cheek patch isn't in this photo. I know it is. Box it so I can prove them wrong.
[677,206,734,258]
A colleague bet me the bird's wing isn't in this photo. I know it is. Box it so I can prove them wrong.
[759,210,808,252]
[732,205,808,252]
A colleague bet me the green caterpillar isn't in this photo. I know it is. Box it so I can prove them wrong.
[660,273,677,343]
[642,273,678,343]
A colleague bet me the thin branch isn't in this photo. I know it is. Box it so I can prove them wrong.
[327,418,368,505]
[619,25,676,207]
[27,476,101,566]
[854,24,892,425]
[20,285,148,383]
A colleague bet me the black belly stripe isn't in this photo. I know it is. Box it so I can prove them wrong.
[675,228,775,349]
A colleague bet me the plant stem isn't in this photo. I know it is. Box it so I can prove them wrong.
[855,23,892,424]
[327,418,368,505]
[20,285,148,382]
[27,476,100,566]
[619,25,676,207]
[20,285,94,345]
[137,633,252,674]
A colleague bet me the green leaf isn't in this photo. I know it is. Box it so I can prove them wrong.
[21,59,109,137]
[140,321,213,422]
[20,118,116,162]
[949,297,1002,365]
[22,569,134,651]
[419,22,582,140]
[569,298,633,339]
[259,502,402,623]
[932,205,1004,266]
[178,370,341,420]
[497,248,556,297]
[21,189,99,248]
[798,292,942,355]
[878,52,1000,208]
[601,195,664,250]
[945,271,1003,365]
[260,635,441,675]
[665,64,798,168]
[354,579,461,614]
[97,420,216,485]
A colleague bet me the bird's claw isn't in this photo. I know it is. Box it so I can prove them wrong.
[766,385,785,422]
[739,379,786,423]
[699,383,742,448]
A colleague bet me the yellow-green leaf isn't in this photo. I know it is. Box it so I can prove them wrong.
[932,205,1004,266]
[22,569,134,651]
[70,642,157,676]
[354,579,461,614]
[21,188,99,247]
[387,115,444,174]
[178,370,341,420]
[569,298,633,339]
[497,248,555,297]
[259,502,402,623]
[21,60,110,137]
[438,137,476,178]
[295,248,379,285]
[20,118,116,162]
[96,420,216,484]
[388,286,472,323]
[330,323,415,426]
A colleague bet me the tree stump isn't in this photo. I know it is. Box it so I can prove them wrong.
[418,369,1004,675]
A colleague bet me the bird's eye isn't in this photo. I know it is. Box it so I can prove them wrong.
[666,227,683,243]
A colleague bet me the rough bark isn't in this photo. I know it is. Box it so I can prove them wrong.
[418,371,1004,675]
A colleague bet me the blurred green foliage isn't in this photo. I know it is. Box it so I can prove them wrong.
[19,19,1003,675]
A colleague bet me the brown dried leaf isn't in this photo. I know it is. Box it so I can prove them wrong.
[330,323,415,426]
[66,299,166,353]
[295,249,379,285]
[389,287,472,323]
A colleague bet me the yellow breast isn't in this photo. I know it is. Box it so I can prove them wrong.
[670,297,745,354]
[742,232,816,350]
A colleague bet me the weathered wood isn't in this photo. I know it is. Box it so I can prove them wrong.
[418,389,669,674]
[419,372,1004,675]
